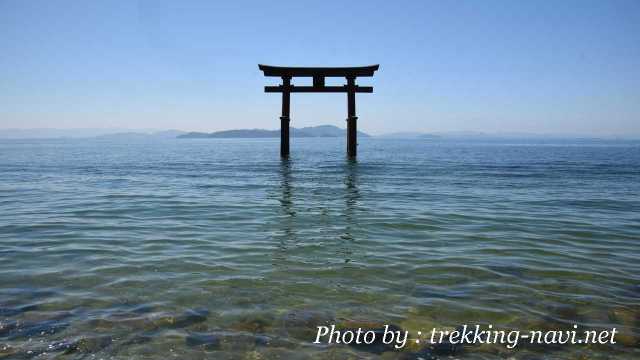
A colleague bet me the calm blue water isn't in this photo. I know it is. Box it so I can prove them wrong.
[1,137,639,359]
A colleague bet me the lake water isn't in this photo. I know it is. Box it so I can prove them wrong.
[1,137,639,359]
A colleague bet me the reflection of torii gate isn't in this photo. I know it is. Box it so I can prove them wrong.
[259,64,379,158]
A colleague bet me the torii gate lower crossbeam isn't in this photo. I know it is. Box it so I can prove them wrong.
[259,64,379,158]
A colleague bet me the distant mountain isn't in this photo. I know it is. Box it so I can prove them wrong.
[294,125,369,137]
[178,125,370,139]
[180,129,278,139]
[152,130,187,138]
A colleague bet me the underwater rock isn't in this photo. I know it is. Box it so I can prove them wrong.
[0,304,38,317]
[620,284,640,298]
[472,342,508,357]
[608,307,638,326]
[172,308,210,328]
[126,304,156,315]
[545,304,584,325]
[88,314,158,332]
[281,309,334,340]
[397,347,437,360]
[5,319,68,340]
[244,348,291,360]
[205,332,295,353]
[398,312,450,352]
[222,334,259,351]
[0,344,17,358]
[22,310,73,323]
[121,332,155,346]
[231,314,274,334]
[310,346,361,360]
[398,338,462,360]
[252,334,291,348]
[243,350,263,360]
[153,308,209,329]
[0,338,78,358]
[6,287,58,301]
[63,335,113,354]
[615,326,639,347]
[283,309,334,327]
[87,314,165,331]
[216,333,273,351]
[86,318,117,330]
[47,339,77,353]
[428,338,462,356]
[85,304,158,331]
[608,306,639,347]
[190,322,209,332]
[244,347,305,360]
[0,320,18,337]
[185,332,221,350]
[253,335,272,347]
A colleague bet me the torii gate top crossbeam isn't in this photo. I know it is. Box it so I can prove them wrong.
[258,64,379,78]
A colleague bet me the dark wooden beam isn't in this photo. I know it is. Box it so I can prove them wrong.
[280,76,291,157]
[265,85,373,93]
[313,76,325,88]
[346,76,357,158]
[259,64,379,77]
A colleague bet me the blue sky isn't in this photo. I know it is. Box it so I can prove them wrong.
[1,0,639,135]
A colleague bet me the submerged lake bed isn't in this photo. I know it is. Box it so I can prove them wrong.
[1,137,639,359]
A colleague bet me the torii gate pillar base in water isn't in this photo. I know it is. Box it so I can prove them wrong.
[259,64,379,158]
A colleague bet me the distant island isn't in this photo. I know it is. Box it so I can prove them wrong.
[178,125,370,139]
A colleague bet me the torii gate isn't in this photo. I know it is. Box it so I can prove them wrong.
[259,64,379,158]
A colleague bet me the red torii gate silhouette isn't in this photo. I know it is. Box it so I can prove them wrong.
[259,64,379,158]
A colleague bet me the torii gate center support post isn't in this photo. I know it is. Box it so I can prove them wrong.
[259,64,379,158]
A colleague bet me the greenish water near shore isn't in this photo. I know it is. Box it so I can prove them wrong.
[1,138,639,359]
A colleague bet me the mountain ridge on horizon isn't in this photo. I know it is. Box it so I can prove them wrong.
[0,127,638,140]
[178,125,371,139]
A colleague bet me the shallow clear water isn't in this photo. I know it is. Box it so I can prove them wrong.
[1,137,639,359]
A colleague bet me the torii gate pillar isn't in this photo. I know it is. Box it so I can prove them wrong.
[259,64,379,158]
[346,76,357,157]
[280,76,291,157]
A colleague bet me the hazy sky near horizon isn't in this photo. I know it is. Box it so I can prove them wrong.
[1,0,639,135]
